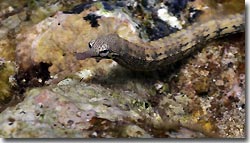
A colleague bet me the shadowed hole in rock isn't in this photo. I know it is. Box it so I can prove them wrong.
[0,62,51,113]
[15,62,51,94]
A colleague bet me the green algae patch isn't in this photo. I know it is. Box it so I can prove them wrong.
[0,39,16,61]
[0,61,16,103]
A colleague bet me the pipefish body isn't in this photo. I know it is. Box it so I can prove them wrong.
[76,13,245,71]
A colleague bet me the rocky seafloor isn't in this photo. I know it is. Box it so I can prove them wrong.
[0,0,245,138]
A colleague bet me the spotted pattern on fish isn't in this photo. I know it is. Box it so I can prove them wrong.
[76,13,245,71]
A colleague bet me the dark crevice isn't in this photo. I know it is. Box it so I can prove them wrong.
[0,62,51,113]
[83,14,101,27]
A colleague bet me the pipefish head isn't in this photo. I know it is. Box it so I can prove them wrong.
[75,34,119,62]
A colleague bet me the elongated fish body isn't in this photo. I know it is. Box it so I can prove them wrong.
[76,13,245,71]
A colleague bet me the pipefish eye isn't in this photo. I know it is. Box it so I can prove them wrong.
[99,44,109,57]
[88,40,95,48]
[100,43,108,51]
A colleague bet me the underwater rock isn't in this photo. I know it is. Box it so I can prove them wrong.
[0,80,155,137]
[15,2,141,78]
